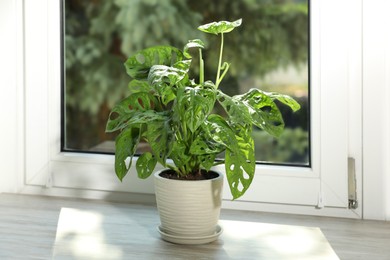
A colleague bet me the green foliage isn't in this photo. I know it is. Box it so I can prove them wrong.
[106,19,300,199]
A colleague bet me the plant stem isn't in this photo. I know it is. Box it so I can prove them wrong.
[215,33,224,89]
[218,63,230,84]
[199,49,204,84]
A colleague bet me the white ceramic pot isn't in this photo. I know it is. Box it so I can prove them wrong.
[154,169,223,244]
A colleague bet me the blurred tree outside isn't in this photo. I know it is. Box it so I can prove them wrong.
[63,0,309,165]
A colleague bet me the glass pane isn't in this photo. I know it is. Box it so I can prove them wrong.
[62,0,309,166]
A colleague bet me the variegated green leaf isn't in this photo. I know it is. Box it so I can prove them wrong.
[267,92,301,112]
[198,19,242,35]
[106,92,160,133]
[136,152,157,179]
[114,127,141,181]
[128,79,153,93]
[203,114,236,149]
[148,65,187,87]
[199,154,217,171]
[176,83,216,133]
[169,140,192,172]
[190,134,225,155]
[147,62,191,105]
[225,124,255,200]
[183,39,205,58]
[216,90,252,125]
[145,120,173,166]
[124,46,184,79]
[126,110,169,125]
[236,88,285,137]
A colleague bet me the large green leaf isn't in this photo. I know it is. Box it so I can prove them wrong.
[267,92,301,112]
[225,124,255,200]
[148,65,188,88]
[147,61,191,105]
[114,126,141,181]
[216,90,252,125]
[125,110,170,125]
[236,89,286,137]
[128,79,153,93]
[124,46,184,79]
[176,83,216,133]
[105,92,161,133]
[203,114,236,149]
[198,19,242,35]
[145,120,173,166]
[190,134,225,155]
[198,154,217,171]
[136,152,157,179]
[201,114,255,200]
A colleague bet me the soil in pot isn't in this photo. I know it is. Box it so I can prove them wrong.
[159,169,219,181]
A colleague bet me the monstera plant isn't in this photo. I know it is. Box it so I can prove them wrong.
[106,19,300,200]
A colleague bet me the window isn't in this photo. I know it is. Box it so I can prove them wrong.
[62,0,310,166]
[21,0,362,218]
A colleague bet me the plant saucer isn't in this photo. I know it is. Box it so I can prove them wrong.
[157,225,223,245]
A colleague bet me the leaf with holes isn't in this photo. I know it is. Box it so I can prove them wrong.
[176,83,216,133]
[199,154,217,171]
[217,90,252,125]
[236,88,285,137]
[147,61,191,105]
[190,134,225,155]
[114,126,141,181]
[189,114,229,155]
[148,65,186,88]
[144,120,173,166]
[203,114,237,149]
[124,46,184,80]
[225,124,255,200]
[105,92,161,133]
[267,92,301,112]
[126,110,169,126]
[136,152,157,179]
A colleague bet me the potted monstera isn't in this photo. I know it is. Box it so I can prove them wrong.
[106,19,300,244]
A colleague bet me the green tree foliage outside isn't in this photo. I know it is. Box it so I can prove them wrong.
[64,0,309,165]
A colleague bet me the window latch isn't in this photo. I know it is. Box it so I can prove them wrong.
[348,157,358,209]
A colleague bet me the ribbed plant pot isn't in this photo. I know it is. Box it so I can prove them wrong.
[154,169,224,244]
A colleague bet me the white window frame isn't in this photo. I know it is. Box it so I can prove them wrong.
[15,0,366,218]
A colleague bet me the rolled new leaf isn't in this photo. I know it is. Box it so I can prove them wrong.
[183,39,205,59]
